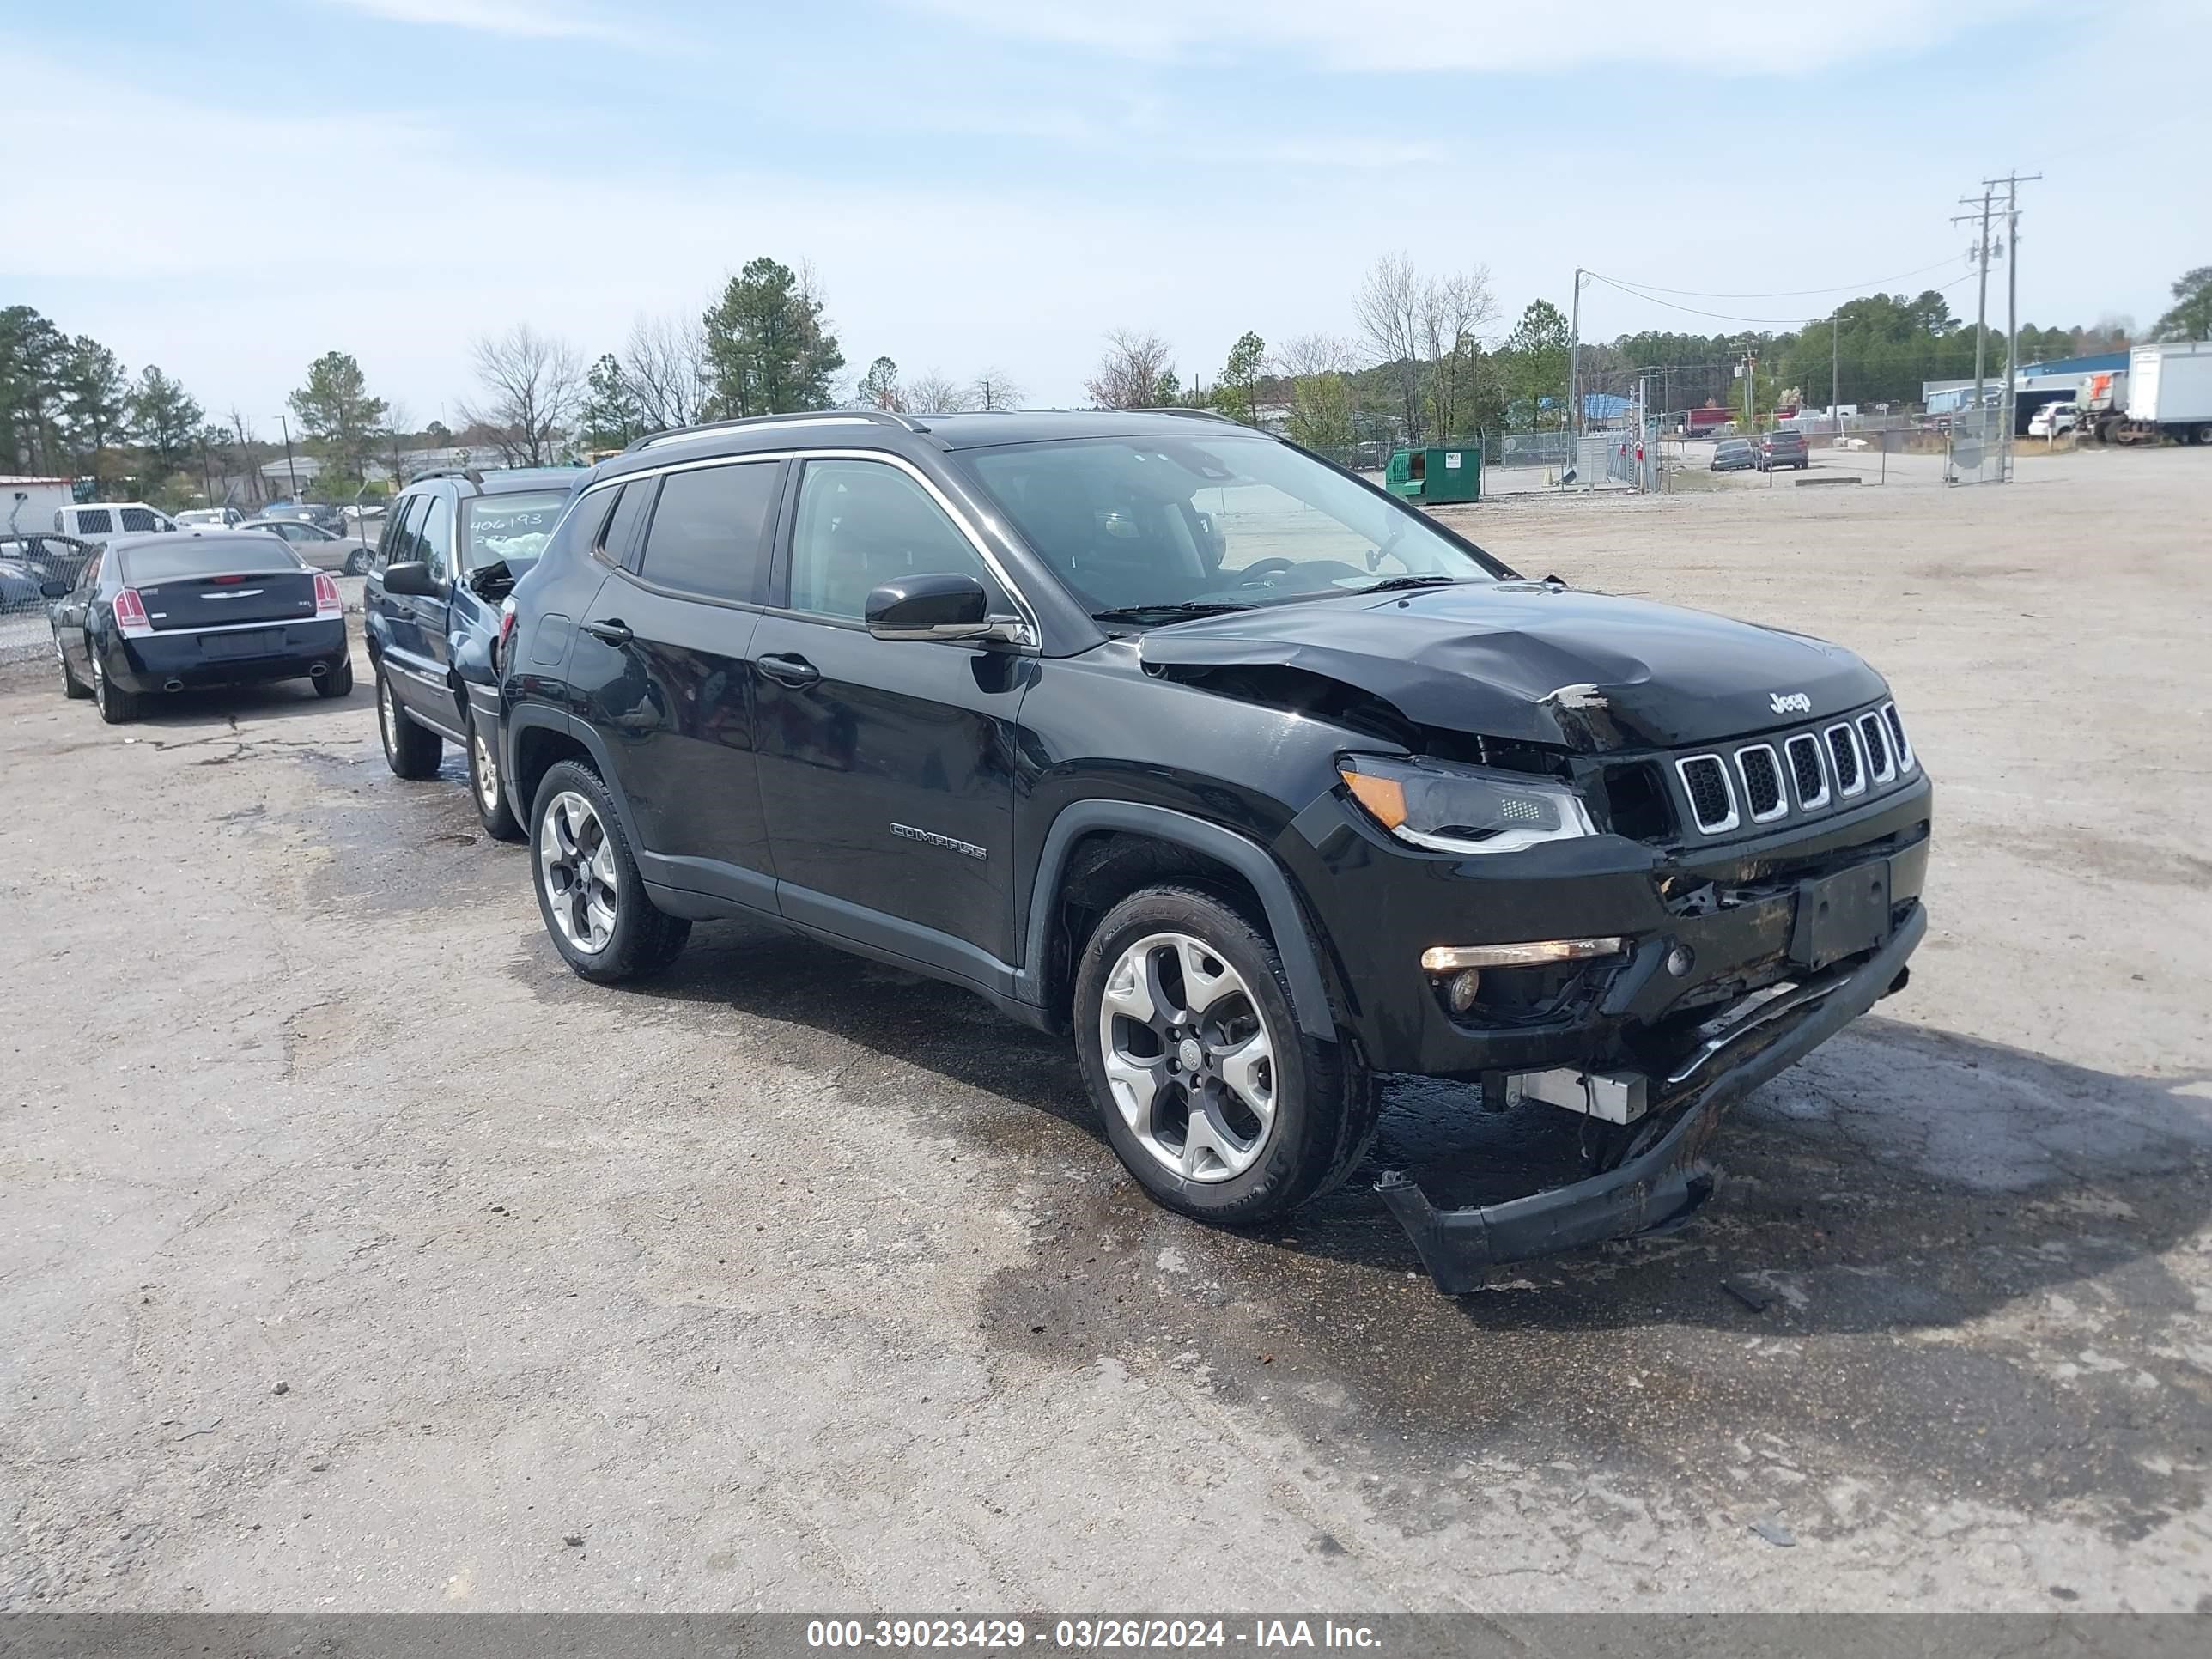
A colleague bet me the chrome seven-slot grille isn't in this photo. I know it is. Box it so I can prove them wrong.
[1673,702,1915,836]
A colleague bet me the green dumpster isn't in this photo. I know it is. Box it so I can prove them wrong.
[1383,446,1481,504]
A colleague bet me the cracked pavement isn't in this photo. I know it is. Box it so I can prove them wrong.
[2,446,2209,1612]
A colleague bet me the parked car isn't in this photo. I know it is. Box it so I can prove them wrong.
[259,501,347,535]
[1757,429,1810,471]
[2027,401,2079,438]
[45,532,351,722]
[0,532,94,588]
[239,515,374,575]
[498,409,1930,1291]
[0,557,46,609]
[53,501,177,543]
[367,467,582,837]
[1710,437,1757,471]
[176,507,247,528]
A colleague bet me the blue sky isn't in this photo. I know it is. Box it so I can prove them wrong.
[3,0,2206,423]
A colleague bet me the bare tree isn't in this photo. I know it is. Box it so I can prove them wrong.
[1356,254,1426,441]
[904,369,974,413]
[622,313,711,431]
[228,408,262,504]
[1085,329,1175,409]
[457,325,583,466]
[1275,333,1358,380]
[1418,266,1498,441]
[970,367,1025,410]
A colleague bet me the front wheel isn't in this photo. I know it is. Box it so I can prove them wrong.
[344,547,370,575]
[57,634,89,699]
[530,760,690,982]
[1073,884,1376,1225]
[376,666,441,778]
[469,714,523,842]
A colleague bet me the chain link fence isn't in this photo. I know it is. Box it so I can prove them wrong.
[0,532,93,665]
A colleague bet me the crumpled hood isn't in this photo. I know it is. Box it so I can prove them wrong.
[1138,581,1887,752]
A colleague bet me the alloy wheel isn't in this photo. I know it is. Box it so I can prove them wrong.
[91,654,108,714]
[472,726,501,812]
[1097,931,1277,1182]
[378,677,396,755]
[538,790,618,954]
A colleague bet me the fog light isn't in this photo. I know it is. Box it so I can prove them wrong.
[1419,937,1626,972]
[1445,969,1480,1014]
[1667,945,1695,979]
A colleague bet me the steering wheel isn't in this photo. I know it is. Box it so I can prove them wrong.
[1234,557,1301,585]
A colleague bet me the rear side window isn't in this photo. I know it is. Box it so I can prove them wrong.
[601,483,652,567]
[635,462,780,603]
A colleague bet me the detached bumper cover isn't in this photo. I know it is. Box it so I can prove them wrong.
[1377,901,1926,1294]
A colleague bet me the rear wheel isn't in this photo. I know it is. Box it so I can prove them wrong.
[2193,424,2212,447]
[376,665,441,778]
[56,634,89,699]
[90,652,140,724]
[343,547,370,576]
[469,714,523,842]
[1073,884,1376,1225]
[315,653,355,698]
[531,760,690,982]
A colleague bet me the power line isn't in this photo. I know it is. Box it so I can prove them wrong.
[1583,255,1970,301]
[1583,268,1977,328]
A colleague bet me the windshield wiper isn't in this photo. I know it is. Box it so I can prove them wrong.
[1355,575,1464,594]
[1090,601,1255,624]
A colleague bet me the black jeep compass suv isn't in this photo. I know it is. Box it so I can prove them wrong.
[500,409,1929,1291]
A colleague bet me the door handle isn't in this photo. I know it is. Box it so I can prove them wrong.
[757,653,820,687]
[581,618,632,646]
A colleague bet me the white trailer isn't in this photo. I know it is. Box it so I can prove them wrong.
[2,477,77,538]
[2086,343,2212,445]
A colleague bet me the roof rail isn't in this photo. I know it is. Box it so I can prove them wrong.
[1133,407,1238,424]
[409,465,483,485]
[624,408,932,453]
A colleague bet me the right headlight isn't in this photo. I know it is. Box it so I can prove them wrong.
[1338,753,1596,854]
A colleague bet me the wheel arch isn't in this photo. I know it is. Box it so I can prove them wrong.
[507,708,644,848]
[1024,802,1336,1039]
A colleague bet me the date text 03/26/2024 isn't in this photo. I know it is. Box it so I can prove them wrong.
[805,1620,1382,1650]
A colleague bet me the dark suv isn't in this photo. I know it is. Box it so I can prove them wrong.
[1758,428,1811,471]
[500,410,1930,1290]
[366,467,580,836]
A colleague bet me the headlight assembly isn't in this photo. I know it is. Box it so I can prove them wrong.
[1337,753,1595,854]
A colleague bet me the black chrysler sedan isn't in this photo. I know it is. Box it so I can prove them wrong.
[46,531,353,722]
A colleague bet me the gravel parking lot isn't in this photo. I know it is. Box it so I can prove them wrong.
[4,444,2209,1613]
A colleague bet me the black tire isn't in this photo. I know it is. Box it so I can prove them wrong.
[315,653,355,698]
[375,665,441,779]
[90,653,141,724]
[1073,884,1376,1225]
[469,714,523,842]
[344,547,370,576]
[57,635,89,699]
[529,759,690,982]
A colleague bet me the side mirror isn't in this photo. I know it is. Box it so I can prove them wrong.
[382,560,437,596]
[865,572,1000,641]
[40,580,70,599]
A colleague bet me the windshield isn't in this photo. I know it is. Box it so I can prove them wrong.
[963,434,1502,618]
[120,540,302,583]
[462,489,570,571]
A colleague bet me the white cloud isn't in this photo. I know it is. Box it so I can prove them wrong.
[322,0,626,40]
[900,0,2030,75]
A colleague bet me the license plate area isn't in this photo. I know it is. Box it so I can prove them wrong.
[200,629,284,659]
[1790,860,1892,971]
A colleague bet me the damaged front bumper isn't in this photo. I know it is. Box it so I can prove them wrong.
[1377,900,1926,1294]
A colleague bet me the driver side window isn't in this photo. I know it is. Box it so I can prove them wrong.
[419,495,453,585]
[787,459,1007,623]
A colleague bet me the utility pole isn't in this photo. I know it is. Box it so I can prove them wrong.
[1567,268,1585,438]
[279,414,300,501]
[1831,313,1840,422]
[1987,169,2041,479]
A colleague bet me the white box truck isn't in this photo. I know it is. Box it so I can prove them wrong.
[2082,343,2212,445]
